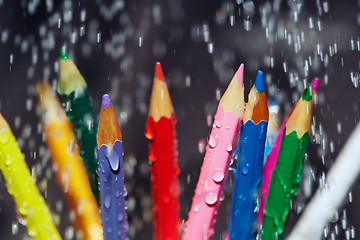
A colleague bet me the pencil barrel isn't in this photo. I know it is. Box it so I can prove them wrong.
[228,120,268,240]
[261,130,310,239]
[97,140,128,240]
[62,88,100,205]
[0,130,61,240]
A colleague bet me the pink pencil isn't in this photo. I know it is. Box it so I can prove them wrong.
[257,78,320,225]
[183,64,245,240]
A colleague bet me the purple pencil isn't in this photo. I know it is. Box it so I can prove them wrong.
[96,94,128,240]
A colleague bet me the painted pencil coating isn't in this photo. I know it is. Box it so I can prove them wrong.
[228,71,268,240]
[257,119,288,225]
[97,141,128,240]
[97,95,128,240]
[261,131,310,240]
[228,121,268,240]
[183,64,245,240]
[258,78,320,225]
[261,84,313,240]
[38,82,103,240]
[0,114,61,240]
[58,48,100,205]
[145,62,181,240]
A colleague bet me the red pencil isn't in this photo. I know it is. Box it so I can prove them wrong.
[145,62,181,240]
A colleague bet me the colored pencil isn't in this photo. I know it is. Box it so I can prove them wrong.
[183,64,245,240]
[145,62,181,240]
[97,94,128,240]
[288,121,360,240]
[58,48,100,205]
[257,78,320,225]
[261,83,313,240]
[37,82,103,240]
[0,114,61,240]
[228,70,269,240]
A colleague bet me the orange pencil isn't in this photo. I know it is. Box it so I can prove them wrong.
[37,82,103,240]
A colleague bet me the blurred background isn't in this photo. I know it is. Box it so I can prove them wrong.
[0,0,359,239]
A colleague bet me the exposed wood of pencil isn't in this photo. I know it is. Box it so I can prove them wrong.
[97,105,122,148]
[37,82,103,240]
[0,115,11,131]
[58,55,87,95]
[148,62,174,121]
[244,86,269,124]
[285,96,312,138]
[218,64,245,117]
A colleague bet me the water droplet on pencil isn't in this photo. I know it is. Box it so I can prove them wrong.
[115,190,120,198]
[238,194,245,200]
[208,228,215,237]
[104,195,111,209]
[215,121,222,128]
[117,212,124,222]
[212,169,224,183]
[5,156,12,166]
[226,144,233,152]
[28,225,38,237]
[204,191,217,205]
[94,148,98,158]
[193,205,200,213]
[242,163,249,175]
[0,132,9,144]
[243,137,248,144]
[234,209,240,216]
[208,136,218,148]
[19,202,28,215]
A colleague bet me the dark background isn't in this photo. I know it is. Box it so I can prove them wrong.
[0,0,359,239]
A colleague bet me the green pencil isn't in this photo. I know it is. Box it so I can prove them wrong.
[261,84,313,240]
[58,48,100,205]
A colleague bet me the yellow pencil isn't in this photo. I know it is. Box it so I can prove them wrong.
[0,114,61,240]
[37,82,103,240]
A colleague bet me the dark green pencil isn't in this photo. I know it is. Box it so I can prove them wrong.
[58,48,100,205]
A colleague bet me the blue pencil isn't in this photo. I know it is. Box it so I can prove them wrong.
[228,71,269,240]
[96,94,128,240]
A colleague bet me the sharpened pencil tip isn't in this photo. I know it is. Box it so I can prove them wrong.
[310,78,320,91]
[101,94,112,110]
[235,63,244,86]
[59,46,70,60]
[255,70,265,92]
[302,83,313,102]
[155,62,165,82]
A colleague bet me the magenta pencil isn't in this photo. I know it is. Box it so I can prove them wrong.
[183,64,245,240]
[257,78,320,225]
